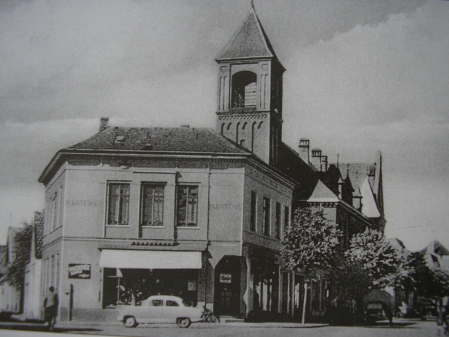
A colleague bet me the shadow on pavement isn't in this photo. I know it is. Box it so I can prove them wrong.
[1,325,101,333]
[355,322,420,329]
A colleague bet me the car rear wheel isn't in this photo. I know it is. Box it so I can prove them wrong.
[177,317,191,328]
[124,316,137,328]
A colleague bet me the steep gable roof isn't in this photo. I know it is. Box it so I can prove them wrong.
[360,177,381,218]
[308,180,339,203]
[421,240,449,256]
[216,7,279,62]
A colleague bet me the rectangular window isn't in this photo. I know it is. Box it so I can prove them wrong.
[107,183,130,225]
[52,193,58,231]
[250,191,257,232]
[263,197,270,236]
[141,184,165,226]
[177,186,198,227]
[284,206,290,237]
[275,202,281,239]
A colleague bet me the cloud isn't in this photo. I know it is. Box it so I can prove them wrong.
[282,0,449,159]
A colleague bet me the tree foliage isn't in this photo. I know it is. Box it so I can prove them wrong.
[281,206,342,324]
[281,206,342,276]
[345,228,405,289]
[6,223,32,291]
[398,251,449,297]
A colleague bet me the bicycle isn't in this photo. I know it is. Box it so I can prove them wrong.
[202,306,220,323]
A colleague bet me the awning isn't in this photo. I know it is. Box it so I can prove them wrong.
[99,249,202,269]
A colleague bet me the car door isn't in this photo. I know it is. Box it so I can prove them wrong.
[147,298,165,323]
[134,298,156,323]
[165,299,182,323]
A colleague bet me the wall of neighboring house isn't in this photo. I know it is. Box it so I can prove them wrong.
[0,282,20,313]
[23,258,42,318]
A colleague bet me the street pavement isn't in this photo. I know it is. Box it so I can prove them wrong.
[0,318,438,337]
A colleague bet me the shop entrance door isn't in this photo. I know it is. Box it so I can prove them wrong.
[215,257,241,316]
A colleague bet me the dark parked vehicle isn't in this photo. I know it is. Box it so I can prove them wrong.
[364,301,393,324]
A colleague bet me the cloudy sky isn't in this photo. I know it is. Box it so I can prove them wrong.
[0,0,448,251]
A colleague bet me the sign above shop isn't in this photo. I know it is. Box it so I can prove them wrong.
[68,264,91,279]
[220,273,232,283]
[188,280,197,291]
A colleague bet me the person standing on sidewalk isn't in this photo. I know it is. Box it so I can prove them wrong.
[436,296,449,336]
[43,286,59,331]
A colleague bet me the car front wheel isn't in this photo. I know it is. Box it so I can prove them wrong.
[177,317,191,328]
[124,316,137,328]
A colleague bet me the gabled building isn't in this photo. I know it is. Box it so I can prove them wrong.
[37,5,384,322]
[0,227,23,313]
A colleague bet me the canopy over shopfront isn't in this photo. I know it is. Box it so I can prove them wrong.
[99,250,202,269]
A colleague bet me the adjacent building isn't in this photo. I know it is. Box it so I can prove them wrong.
[23,211,44,319]
[0,227,24,313]
[36,6,384,321]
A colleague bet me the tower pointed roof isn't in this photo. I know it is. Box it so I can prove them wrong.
[308,180,339,203]
[216,6,282,65]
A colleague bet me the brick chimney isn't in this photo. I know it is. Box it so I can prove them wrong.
[311,148,328,172]
[311,148,322,170]
[298,138,310,164]
[320,155,328,172]
[99,117,109,132]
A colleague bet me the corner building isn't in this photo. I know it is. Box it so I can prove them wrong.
[38,7,384,322]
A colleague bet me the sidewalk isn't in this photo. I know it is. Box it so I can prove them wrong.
[1,318,328,329]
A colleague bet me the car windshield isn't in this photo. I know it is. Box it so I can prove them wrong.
[182,300,190,307]
[367,303,383,309]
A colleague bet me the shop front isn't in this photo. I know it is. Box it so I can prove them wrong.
[99,250,202,308]
[214,256,241,316]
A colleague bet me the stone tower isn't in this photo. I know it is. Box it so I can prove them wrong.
[215,6,285,166]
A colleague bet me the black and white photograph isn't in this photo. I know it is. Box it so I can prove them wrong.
[0,0,448,336]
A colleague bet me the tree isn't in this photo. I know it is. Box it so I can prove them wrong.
[6,223,32,291]
[345,228,405,289]
[281,206,342,324]
[399,251,449,298]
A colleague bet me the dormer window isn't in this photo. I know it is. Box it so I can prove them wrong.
[115,135,125,144]
[232,71,257,108]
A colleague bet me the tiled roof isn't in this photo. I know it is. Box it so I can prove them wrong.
[277,143,318,199]
[68,127,250,155]
[216,8,279,61]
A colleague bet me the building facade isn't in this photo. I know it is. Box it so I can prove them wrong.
[36,6,384,322]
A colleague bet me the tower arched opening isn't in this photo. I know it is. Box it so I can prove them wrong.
[232,71,257,108]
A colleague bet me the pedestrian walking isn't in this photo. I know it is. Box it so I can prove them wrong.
[330,296,341,325]
[436,296,449,336]
[43,286,59,331]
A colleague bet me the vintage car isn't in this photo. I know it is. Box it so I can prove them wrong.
[364,301,393,324]
[117,295,204,328]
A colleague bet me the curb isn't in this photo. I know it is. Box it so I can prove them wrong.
[1,319,328,329]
